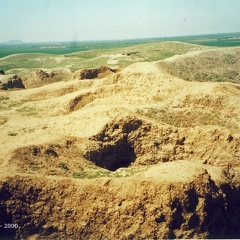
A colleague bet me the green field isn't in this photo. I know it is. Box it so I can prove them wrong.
[0,39,160,58]
[175,32,240,47]
[0,41,210,73]
[1,32,240,58]
[1,32,240,73]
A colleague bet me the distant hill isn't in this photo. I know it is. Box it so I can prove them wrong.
[1,39,25,45]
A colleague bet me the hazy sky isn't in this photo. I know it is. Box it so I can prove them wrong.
[1,0,240,42]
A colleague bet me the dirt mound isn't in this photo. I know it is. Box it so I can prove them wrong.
[9,137,92,177]
[22,69,71,88]
[66,91,97,113]
[0,74,25,90]
[158,47,240,83]
[1,165,240,239]
[84,116,240,168]
[73,66,116,80]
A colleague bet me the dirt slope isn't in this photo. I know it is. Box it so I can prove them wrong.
[1,49,240,238]
[157,47,240,84]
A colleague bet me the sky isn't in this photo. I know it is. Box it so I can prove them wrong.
[1,0,240,43]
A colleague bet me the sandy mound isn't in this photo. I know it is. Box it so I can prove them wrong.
[158,47,240,84]
[1,53,240,238]
[22,69,72,88]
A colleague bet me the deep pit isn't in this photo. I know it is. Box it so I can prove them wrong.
[84,117,143,171]
[85,138,136,171]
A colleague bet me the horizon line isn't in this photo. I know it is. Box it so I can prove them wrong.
[1,31,240,45]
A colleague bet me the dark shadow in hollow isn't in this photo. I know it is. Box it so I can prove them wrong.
[86,139,136,171]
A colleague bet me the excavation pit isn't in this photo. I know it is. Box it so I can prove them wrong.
[85,139,136,171]
[84,117,143,171]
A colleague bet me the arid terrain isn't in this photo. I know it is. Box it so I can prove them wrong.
[0,42,240,239]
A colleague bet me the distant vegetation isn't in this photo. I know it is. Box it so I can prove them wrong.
[0,39,160,58]
[1,32,240,74]
[1,32,239,58]
[0,41,209,73]
[168,32,240,47]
